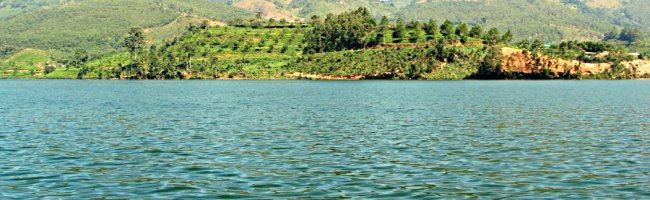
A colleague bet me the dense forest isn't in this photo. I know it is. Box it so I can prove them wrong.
[2,7,645,80]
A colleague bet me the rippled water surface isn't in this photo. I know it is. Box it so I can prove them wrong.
[1,80,649,199]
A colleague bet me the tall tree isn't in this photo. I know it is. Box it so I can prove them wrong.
[424,19,438,36]
[477,46,504,79]
[485,28,501,45]
[501,30,513,44]
[379,16,389,28]
[531,39,544,51]
[70,49,89,68]
[393,18,406,43]
[455,23,469,37]
[124,27,145,63]
[469,25,483,38]
[440,20,455,37]
[603,29,618,41]
[182,43,196,71]
[410,24,425,43]
[377,16,390,44]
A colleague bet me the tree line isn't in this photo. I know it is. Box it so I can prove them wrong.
[303,7,514,54]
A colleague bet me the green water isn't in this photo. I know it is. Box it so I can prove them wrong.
[0,80,649,199]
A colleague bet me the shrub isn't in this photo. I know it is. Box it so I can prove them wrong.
[44,65,56,74]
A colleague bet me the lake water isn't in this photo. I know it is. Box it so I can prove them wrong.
[0,80,649,199]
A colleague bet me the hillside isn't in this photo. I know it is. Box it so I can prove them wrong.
[1,0,649,66]
[5,8,645,80]
[396,0,613,42]
[0,0,252,59]
[568,0,650,33]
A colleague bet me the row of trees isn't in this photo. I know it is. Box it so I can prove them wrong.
[304,7,514,54]
[229,16,301,29]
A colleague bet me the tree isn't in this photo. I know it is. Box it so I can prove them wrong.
[455,23,469,37]
[485,28,501,45]
[379,16,389,28]
[267,18,276,27]
[200,20,209,29]
[182,43,196,71]
[531,39,544,51]
[424,19,438,36]
[393,18,406,43]
[517,39,531,50]
[310,15,323,25]
[440,20,455,37]
[9,62,17,77]
[406,21,420,29]
[603,29,618,41]
[477,46,504,78]
[469,25,483,38]
[44,64,56,75]
[377,16,390,44]
[124,27,145,62]
[411,26,425,43]
[70,49,89,68]
[77,66,91,79]
[619,28,644,44]
[501,30,513,44]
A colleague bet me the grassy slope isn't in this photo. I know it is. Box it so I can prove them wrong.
[0,49,50,78]
[0,47,80,79]
[0,0,252,59]
[397,0,613,42]
[88,26,307,79]
[286,0,396,18]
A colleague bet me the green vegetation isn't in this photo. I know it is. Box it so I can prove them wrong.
[0,0,252,59]
[2,5,648,80]
[90,23,307,79]
[291,44,484,80]
[3,0,650,66]
[304,8,378,53]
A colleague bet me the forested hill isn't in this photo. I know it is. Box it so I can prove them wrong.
[0,0,649,62]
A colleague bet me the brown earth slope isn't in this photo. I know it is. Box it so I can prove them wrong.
[501,47,650,77]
